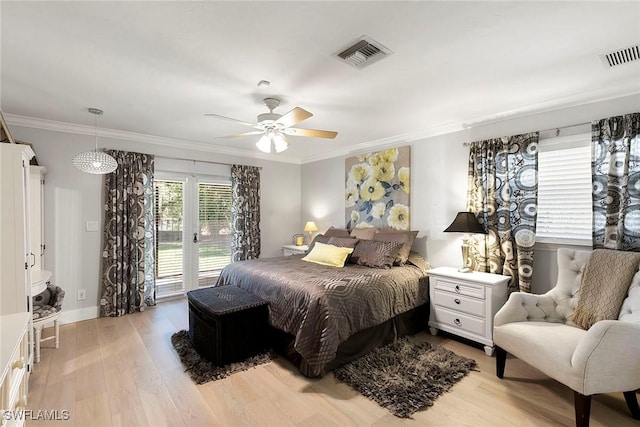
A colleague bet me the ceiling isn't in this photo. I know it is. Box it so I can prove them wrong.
[2,1,639,164]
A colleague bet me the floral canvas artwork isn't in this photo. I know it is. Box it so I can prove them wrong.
[345,146,410,230]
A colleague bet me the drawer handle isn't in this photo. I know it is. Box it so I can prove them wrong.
[454,298,461,305]
[11,358,25,369]
[455,285,461,293]
[454,318,462,327]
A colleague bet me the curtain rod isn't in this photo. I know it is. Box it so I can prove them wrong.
[462,121,591,147]
[155,155,262,169]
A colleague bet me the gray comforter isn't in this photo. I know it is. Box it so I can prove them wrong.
[215,252,429,376]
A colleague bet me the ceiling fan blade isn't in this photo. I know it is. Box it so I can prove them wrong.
[283,128,338,139]
[212,130,264,140]
[275,107,313,128]
[205,113,255,127]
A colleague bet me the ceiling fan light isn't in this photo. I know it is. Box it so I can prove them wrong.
[256,134,272,153]
[273,133,288,153]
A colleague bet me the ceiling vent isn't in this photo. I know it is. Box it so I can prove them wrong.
[599,44,640,68]
[333,36,392,69]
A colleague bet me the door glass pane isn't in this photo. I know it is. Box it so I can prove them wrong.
[155,180,185,297]
[198,182,232,287]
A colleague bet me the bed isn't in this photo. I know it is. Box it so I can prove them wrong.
[215,249,429,377]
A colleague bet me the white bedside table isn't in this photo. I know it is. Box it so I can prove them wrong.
[282,244,308,256]
[427,267,510,356]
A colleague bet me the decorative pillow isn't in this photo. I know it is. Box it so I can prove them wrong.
[323,227,352,238]
[306,234,331,253]
[373,230,419,265]
[350,240,403,269]
[406,250,430,272]
[327,236,359,249]
[350,227,376,240]
[302,242,354,267]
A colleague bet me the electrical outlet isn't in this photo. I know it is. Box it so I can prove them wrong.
[77,289,87,301]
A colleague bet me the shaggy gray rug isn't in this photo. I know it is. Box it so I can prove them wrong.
[171,330,273,384]
[333,337,477,418]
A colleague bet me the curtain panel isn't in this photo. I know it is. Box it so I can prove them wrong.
[466,132,539,293]
[100,150,155,317]
[592,112,640,251]
[231,165,261,261]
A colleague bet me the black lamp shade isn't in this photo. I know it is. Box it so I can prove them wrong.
[443,212,487,234]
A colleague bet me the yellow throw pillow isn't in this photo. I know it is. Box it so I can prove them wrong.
[301,242,354,267]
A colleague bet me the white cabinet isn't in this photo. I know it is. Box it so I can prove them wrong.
[0,127,35,420]
[0,312,30,427]
[0,143,34,317]
[427,267,509,356]
[28,167,46,272]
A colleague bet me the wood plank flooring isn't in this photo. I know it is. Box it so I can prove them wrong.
[26,298,636,426]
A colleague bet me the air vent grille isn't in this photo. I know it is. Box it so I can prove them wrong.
[334,36,392,69]
[600,45,640,68]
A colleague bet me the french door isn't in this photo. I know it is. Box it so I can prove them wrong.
[154,173,232,298]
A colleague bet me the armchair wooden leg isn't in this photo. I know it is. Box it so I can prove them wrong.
[495,346,506,379]
[574,391,591,427]
[623,391,640,420]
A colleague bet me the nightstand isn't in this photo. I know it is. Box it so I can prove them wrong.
[427,267,509,356]
[282,244,308,256]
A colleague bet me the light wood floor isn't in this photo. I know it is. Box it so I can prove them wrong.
[26,298,637,427]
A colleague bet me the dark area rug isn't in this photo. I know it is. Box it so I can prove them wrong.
[333,337,477,418]
[171,330,273,384]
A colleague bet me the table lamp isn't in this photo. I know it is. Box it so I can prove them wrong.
[303,221,318,245]
[443,212,487,273]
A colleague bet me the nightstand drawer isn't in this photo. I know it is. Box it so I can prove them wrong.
[434,289,485,317]
[433,307,485,336]
[434,278,485,299]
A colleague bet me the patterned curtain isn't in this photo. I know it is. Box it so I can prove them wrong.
[100,150,155,317]
[231,165,261,261]
[466,132,538,293]
[592,112,640,251]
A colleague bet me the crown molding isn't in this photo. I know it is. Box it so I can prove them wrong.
[4,114,303,165]
[299,83,640,164]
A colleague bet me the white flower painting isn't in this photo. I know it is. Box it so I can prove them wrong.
[345,146,410,230]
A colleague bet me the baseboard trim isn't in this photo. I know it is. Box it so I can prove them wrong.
[59,306,100,325]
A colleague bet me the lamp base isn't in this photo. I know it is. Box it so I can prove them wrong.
[457,267,472,273]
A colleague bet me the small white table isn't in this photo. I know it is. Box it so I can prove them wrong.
[282,245,308,256]
[427,267,510,356]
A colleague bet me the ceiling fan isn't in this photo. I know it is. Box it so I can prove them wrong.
[205,97,338,153]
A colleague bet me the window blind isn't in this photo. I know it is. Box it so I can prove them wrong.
[536,134,592,245]
[198,182,232,275]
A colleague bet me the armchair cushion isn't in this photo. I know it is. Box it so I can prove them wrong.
[572,249,640,329]
[33,284,65,320]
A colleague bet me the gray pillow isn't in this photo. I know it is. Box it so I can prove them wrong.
[349,227,377,240]
[324,227,352,238]
[350,240,403,269]
[373,230,418,265]
[327,236,359,249]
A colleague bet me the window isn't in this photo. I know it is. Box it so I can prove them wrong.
[536,133,592,245]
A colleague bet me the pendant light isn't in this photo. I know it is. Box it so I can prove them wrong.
[72,108,118,174]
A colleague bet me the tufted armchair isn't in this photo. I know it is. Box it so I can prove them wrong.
[32,283,65,362]
[493,248,640,427]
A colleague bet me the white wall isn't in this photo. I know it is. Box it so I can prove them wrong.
[10,125,301,323]
[301,94,640,294]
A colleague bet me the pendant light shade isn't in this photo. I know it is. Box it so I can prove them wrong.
[73,108,117,174]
